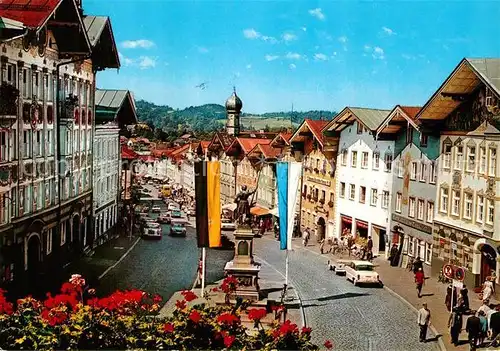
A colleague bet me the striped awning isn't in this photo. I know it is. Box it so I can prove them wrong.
[250,206,269,216]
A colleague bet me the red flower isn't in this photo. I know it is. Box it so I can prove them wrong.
[181,290,198,302]
[163,322,174,333]
[324,340,333,349]
[217,312,240,324]
[189,309,201,323]
[211,287,219,292]
[278,320,298,336]
[301,326,312,334]
[153,294,163,304]
[248,308,267,322]
[175,299,186,310]
[223,334,236,348]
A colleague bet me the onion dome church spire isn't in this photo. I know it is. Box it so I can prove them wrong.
[225,87,242,136]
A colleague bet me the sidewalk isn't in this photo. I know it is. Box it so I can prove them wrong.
[298,239,500,351]
[159,257,304,331]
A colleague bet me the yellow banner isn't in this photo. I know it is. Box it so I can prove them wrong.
[207,161,221,248]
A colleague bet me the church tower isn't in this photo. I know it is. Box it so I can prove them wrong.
[225,87,242,136]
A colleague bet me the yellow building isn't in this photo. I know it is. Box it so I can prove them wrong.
[290,119,338,241]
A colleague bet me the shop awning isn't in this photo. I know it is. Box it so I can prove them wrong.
[341,215,352,224]
[356,220,368,229]
[269,207,279,217]
[250,206,269,216]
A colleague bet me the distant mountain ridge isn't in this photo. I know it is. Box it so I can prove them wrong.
[135,99,336,132]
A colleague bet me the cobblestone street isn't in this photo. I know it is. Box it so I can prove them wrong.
[254,236,441,351]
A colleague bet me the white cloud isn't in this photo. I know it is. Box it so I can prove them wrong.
[246,64,252,69]
[243,28,277,43]
[382,26,396,36]
[331,51,337,58]
[265,54,279,61]
[197,46,209,54]
[372,46,385,60]
[121,39,155,49]
[138,56,157,69]
[286,52,303,60]
[301,27,307,32]
[243,28,261,39]
[289,63,296,70]
[282,32,297,42]
[314,53,328,61]
[118,52,134,66]
[308,8,325,20]
[338,36,348,43]
[364,45,371,51]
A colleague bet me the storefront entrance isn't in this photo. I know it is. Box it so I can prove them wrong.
[480,244,497,284]
[317,217,326,241]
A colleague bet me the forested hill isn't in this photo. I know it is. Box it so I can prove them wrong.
[135,100,336,133]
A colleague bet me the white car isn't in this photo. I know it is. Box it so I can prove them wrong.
[151,205,162,213]
[142,227,162,240]
[345,261,382,286]
[221,218,236,231]
[328,259,349,275]
[168,203,180,211]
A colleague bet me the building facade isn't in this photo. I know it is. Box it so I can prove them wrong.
[0,1,119,296]
[417,58,500,288]
[93,89,137,247]
[324,108,393,255]
[290,119,334,241]
[376,105,439,269]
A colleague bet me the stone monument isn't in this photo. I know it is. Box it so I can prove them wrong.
[224,185,261,301]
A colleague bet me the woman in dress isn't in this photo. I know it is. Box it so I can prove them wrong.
[483,277,494,303]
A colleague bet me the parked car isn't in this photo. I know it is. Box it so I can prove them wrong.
[142,227,162,240]
[345,261,382,286]
[151,205,162,213]
[221,218,236,231]
[144,220,160,229]
[170,221,187,237]
[157,213,171,224]
[328,259,349,275]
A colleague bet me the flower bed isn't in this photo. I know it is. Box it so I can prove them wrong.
[0,275,330,350]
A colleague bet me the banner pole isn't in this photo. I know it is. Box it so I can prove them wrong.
[285,249,289,286]
[201,247,206,297]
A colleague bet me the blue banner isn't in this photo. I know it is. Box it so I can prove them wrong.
[276,162,289,250]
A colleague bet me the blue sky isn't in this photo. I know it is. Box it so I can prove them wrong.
[85,0,500,114]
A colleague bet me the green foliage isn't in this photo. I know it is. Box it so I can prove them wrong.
[134,100,336,140]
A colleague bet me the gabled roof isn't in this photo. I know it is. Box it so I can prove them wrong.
[323,107,390,133]
[170,143,191,159]
[376,105,422,136]
[289,119,330,147]
[417,58,500,121]
[121,145,138,160]
[83,15,120,70]
[226,137,272,155]
[0,0,92,55]
[95,89,137,125]
[208,132,235,151]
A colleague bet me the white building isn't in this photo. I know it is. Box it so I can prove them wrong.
[93,89,137,246]
[324,107,393,255]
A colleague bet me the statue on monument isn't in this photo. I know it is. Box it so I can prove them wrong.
[234,185,257,226]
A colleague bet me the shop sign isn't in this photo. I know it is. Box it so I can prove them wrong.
[391,213,432,234]
[306,176,331,187]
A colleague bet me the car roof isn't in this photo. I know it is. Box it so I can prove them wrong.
[350,260,374,266]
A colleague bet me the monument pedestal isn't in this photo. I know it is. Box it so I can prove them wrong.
[224,225,261,301]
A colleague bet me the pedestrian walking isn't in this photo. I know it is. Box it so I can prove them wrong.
[415,268,425,298]
[194,256,203,287]
[478,310,488,347]
[367,236,373,260]
[413,256,423,274]
[319,239,325,254]
[302,229,310,247]
[461,285,470,312]
[466,313,481,350]
[448,307,463,346]
[417,303,431,343]
[483,277,494,302]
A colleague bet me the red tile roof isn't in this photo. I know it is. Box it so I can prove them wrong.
[0,0,61,28]
[400,106,421,120]
[235,138,272,154]
[121,145,138,160]
[305,119,329,144]
[259,144,281,158]
[200,141,210,149]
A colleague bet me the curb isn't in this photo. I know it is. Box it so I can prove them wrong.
[383,285,447,351]
[98,237,141,280]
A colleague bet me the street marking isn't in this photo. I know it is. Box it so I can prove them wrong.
[98,237,141,280]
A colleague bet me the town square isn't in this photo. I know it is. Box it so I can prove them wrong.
[0,0,500,350]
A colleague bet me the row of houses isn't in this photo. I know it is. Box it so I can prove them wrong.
[155,58,500,290]
[0,0,137,297]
